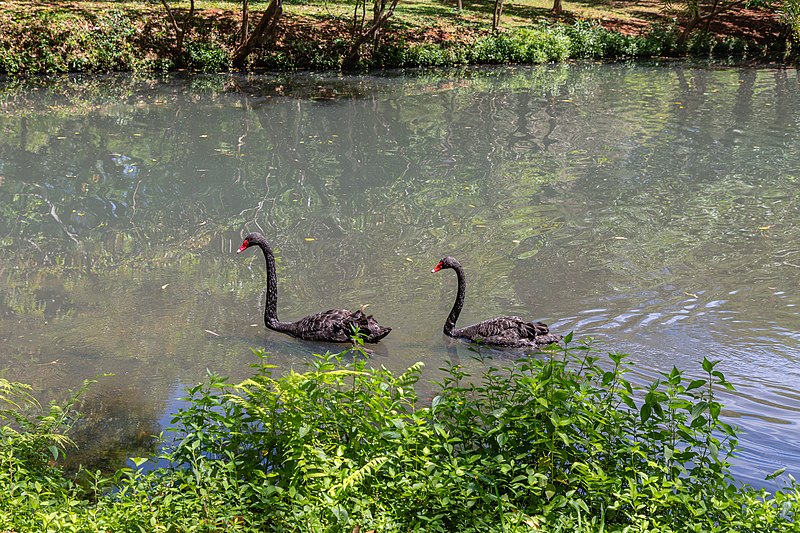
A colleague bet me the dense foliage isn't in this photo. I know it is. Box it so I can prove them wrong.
[1,338,799,531]
[0,5,784,75]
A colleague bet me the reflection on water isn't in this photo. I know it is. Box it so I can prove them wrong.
[0,64,799,488]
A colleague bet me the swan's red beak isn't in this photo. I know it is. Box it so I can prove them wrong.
[237,239,249,254]
[431,262,443,273]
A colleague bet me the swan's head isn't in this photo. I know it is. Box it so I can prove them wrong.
[432,256,460,273]
[237,232,264,254]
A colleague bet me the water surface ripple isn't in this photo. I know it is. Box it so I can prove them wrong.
[0,64,798,487]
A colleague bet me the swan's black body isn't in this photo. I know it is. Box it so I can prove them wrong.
[432,256,561,348]
[237,232,391,343]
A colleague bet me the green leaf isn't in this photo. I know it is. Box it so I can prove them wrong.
[686,379,707,391]
[766,467,786,481]
[130,457,148,468]
[691,401,708,419]
[496,433,508,448]
[640,403,652,423]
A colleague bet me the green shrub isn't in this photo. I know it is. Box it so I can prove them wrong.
[644,22,681,56]
[1,341,799,532]
[401,43,468,67]
[187,40,229,72]
[155,339,800,531]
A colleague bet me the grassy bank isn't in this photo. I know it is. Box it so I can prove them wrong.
[2,338,799,532]
[0,0,791,75]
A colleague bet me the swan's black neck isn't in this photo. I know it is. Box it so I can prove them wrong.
[249,234,289,331]
[444,263,466,337]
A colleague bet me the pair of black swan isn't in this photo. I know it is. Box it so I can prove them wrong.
[237,232,561,348]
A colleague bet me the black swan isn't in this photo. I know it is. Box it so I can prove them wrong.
[432,256,561,348]
[237,232,391,343]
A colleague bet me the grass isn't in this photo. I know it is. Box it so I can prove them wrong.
[2,336,800,531]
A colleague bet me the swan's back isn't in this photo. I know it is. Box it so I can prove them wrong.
[289,309,391,343]
[453,316,561,347]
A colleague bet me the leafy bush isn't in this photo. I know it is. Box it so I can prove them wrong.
[401,43,468,67]
[0,8,156,74]
[562,20,641,59]
[187,40,229,72]
[1,341,799,532]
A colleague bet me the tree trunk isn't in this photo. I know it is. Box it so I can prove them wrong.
[231,0,283,68]
[676,0,748,46]
[160,0,195,68]
[677,12,701,46]
[552,0,562,14]
[342,0,400,69]
[241,0,250,48]
[492,0,504,32]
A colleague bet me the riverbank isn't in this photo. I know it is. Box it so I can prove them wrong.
[0,0,793,74]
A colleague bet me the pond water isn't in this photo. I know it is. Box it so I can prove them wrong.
[1,64,799,487]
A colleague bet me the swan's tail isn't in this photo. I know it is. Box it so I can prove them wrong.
[525,321,551,337]
[352,309,392,343]
[532,333,563,346]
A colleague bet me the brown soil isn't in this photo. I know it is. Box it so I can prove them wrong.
[596,0,784,45]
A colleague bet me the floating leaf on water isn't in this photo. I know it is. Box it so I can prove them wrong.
[304,237,316,242]
[684,291,698,298]
[199,134,208,138]
[759,224,775,230]
[613,236,627,240]
[250,324,259,327]
[512,239,520,244]
[405,257,413,262]
[474,224,487,228]
[204,329,220,337]
[161,284,169,290]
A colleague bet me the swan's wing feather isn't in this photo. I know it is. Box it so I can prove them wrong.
[291,309,391,343]
[458,316,528,338]
[291,309,354,342]
[478,333,563,348]
[456,316,558,346]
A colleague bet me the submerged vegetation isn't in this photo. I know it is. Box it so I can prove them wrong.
[2,338,799,532]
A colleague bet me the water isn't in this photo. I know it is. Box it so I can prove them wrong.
[1,64,799,487]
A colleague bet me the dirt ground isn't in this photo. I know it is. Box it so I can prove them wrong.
[595,0,785,44]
